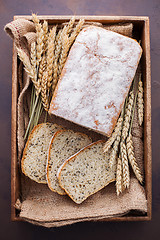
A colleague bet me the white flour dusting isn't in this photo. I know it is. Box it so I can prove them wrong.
[49,26,142,136]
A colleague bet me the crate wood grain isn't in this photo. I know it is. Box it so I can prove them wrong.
[11,15,152,222]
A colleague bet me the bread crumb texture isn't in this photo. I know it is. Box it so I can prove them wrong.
[58,141,116,204]
[47,130,92,195]
[21,123,62,183]
[49,26,142,137]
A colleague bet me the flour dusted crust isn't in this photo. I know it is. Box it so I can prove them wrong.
[49,26,142,137]
[21,123,63,183]
[58,140,116,204]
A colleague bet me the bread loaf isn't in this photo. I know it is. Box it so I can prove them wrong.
[58,140,116,204]
[47,130,92,195]
[21,123,63,183]
[49,26,142,137]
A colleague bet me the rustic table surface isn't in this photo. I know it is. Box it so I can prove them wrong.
[0,0,160,239]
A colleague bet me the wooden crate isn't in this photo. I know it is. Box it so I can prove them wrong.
[11,15,152,222]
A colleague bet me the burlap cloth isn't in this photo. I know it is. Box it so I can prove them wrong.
[5,18,147,228]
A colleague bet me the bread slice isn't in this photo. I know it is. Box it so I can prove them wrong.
[58,140,116,204]
[21,123,63,184]
[49,26,142,137]
[47,130,92,195]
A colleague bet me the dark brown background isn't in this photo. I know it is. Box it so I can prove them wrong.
[0,0,160,239]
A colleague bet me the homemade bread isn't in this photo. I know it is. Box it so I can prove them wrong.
[21,123,63,183]
[47,130,92,195]
[58,140,116,204]
[49,26,142,137]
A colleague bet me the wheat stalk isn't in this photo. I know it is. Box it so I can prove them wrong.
[42,20,48,53]
[41,71,49,111]
[68,19,85,47]
[120,142,130,189]
[52,29,63,91]
[126,134,143,184]
[65,16,76,36]
[109,135,121,168]
[116,156,123,196]
[58,34,70,77]
[17,48,41,95]
[47,26,57,90]
[137,75,144,126]
[30,42,36,69]
[38,55,46,87]
[32,14,44,67]
[103,116,123,152]
[121,90,134,141]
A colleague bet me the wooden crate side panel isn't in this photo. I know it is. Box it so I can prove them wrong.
[11,43,20,221]
[141,19,152,220]
[11,15,151,222]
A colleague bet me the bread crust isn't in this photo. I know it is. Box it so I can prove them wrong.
[58,140,116,204]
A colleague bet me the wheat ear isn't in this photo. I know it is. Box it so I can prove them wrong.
[38,55,46,87]
[65,16,76,36]
[126,134,143,184]
[68,19,85,47]
[30,42,36,69]
[52,29,63,91]
[121,90,134,141]
[109,135,121,168]
[58,34,70,77]
[116,156,123,196]
[137,76,144,126]
[32,14,44,66]
[120,142,130,189]
[17,48,41,93]
[41,71,49,111]
[42,20,48,53]
[46,26,57,90]
[103,116,123,152]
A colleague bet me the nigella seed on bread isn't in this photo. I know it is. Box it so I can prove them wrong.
[57,140,116,204]
[21,123,63,183]
[47,129,92,195]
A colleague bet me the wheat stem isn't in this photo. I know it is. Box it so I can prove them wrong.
[24,94,39,140]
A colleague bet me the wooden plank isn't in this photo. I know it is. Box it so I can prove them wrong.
[142,18,152,220]
[11,43,19,221]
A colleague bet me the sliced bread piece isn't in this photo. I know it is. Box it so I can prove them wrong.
[47,130,92,195]
[58,140,116,204]
[21,123,63,184]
